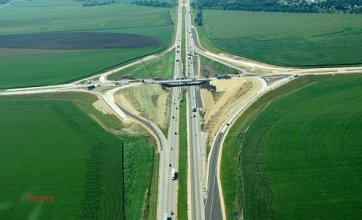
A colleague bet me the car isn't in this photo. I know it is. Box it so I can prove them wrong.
[87,85,95,90]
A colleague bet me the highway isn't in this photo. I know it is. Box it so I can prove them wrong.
[156,0,184,219]
[1,2,362,219]
[184,0,207,219]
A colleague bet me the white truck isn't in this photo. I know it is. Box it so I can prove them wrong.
[171,168,177,180]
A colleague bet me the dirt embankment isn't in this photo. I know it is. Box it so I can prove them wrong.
[215,52,296,74]
[114,84,171,131]
[91,98,148,136]
[201,78,262,147]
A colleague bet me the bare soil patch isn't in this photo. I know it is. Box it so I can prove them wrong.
[114,85,171,131]
[201,78,262,147]
[0,32,163,50]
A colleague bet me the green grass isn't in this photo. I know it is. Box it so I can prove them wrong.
[0,93,156,219]
[199,54,238,76]
[178,90,188,220]
[221,74,362,219]
[122,136,154,220]
[0,48,159,89]
[0,0,175,89]
[198,10,362,67]
[108,50,175,80]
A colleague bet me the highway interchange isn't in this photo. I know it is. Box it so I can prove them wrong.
[1,0,362,219]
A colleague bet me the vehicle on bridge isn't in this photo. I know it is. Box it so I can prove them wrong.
[216,75,231,79]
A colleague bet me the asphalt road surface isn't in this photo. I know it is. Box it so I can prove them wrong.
[184,0,206,218]
[204,132,224,220]
[156,0,184,219]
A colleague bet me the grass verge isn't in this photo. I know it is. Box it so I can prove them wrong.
[143,153,160,220]
[198,54,238,77]
[123,136,154,220]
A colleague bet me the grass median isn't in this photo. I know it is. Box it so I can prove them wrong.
[178,89,188,220]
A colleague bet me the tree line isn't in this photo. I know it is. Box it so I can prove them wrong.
[193,0,362,14]
[132,0,173,8]
[75,0,117,7]
[193,3,203,26]
[0,0,10,4]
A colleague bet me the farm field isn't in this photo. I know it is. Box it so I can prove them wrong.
[109,50,175,80]
[0,48,159,89]
[197,10,362,67]
[221,74,362,219]
[0,93,155,219]
[0,0,174,89]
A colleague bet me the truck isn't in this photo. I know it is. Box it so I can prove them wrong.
[171,168,177,180]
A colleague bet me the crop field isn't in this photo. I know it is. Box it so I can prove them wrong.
[221,74,362,219]
[0,0,174,89]
[0,94,155,219]
[109,50,175,80]
[0,48,159,89]
[198,10,362,67]
[0,32,162,50]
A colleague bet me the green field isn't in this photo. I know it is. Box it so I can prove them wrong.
[109,50,175,80]
[198,10,362,67]
[0,93,155,219]
[0,48,159,89]
[221,74,362,219]
[0,0,174,89]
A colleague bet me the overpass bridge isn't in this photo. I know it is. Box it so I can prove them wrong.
[143,78,212,87]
